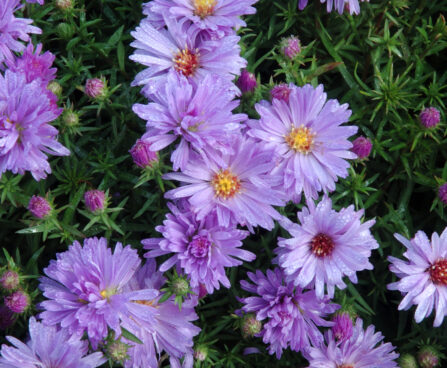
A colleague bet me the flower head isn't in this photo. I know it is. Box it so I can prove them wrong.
[270,83,293,103]
[129,139,158,169]
[0,70,69,180]
[307,318,398,367]
[399,354,418,368]
[332,312,353,342]
[84,189,106,212]
[236,69,257,93]
[388,229,447,327]
[0,317,106,368]
[439,183,447,205]
[418,346,440,368]
[0,270,19,291]
[420,107,441,128]
[39,237,158,349]
[85,77,106,99]
[28,195,52,218]
[276,196,378,299]
[281,36,301,59]
[352,136,372,159]
[164,136,285,230]
[143,201,254,294]
[133,72,246,171]
[4,290,29,313]
[239,268,339,358]
[248,84,357,202]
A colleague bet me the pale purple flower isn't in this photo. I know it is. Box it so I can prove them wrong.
[130,17,246,95]
[28,195,52,218]
[439,183,447,205]
[307,318,398,367]
[299,0,369,14]
[0,0,41,64]
[143,201,255,294]
[248,83,357,202]
[164,136,285,230]
[276,196,378,299]
[121,260,200,368]
[84,189,105,212]
[4,290,29,313]
[133,72,246,171]
[352,136,372,159]
[85,78,105,98]
[420,107,441,128]
[388,229,447,327]
[0,70,69,181]
[26,0,45,4]
[239,268,339,358]
[270,83,293,103]
[236,69,257,93]
[0,317,106,368]
[38,237,159,349]
[281,36,301,59]
[129,138,158,168]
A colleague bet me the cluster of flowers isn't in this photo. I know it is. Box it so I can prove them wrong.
[0,268,29,329]
[0,0,69,181]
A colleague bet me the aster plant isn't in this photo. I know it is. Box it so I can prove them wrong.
[239,267,339,358]
[388,229,447,327]
[143,201,255,294]
[276,196,378,299]
[248,83,357,202]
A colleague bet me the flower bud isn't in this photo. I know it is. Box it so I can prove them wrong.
[28,195,52,219]
[84,190,106,212]
[270,83,292,103]
[4,290,30,314]
[107,338,130,363]
[85,78,107,99]
[241,313,262,338]
[332,312,353,342]
[0,270,20,291]
[281,36,301,59]
[172,277,190,297]
[236,69,257,93]
[194,345,208,362]
[352,136,372,159]
[420,107,441,128]
[47,81,62,98]
[55,0,74,11]
[418,346,440,368]
[62,109,80,127]
[56,23,75,39]
[439,183,447,205]
[129,139,158,169]
[399,354,418,368]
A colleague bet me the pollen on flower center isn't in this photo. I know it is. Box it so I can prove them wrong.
[337,365,354,368]
[135,299,156,307]
[100,288,116,300]
[285,125,315,154]
[189,235,211,258]
[429,259,447,285]
[193,0,217,18]
[174,47,200,77]
[212,169,241,200]
[310,233,335,257]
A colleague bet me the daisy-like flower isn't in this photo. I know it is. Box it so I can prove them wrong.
[239,268,339,358]
[299,0,369,15]
[0,317,106,368]
[307,318,398,367]
[148,0,258,34]
[276,196,378,299]
[133,72,246,171]
[130,17,246,95]
[164,136,285,230]
[121,260,200,368]
[0,70,69,181]
[388,229,447,327]
[38,237,159,349]
[0,0,41,64]
[143,201,255,294]
[248,83,357,202]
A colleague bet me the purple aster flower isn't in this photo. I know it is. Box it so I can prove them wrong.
[129,138,158,168]
[276,196,378,299]
[270,83,293,103]
[439,183,447,205]
[307,318,398,367]
[281,35,301,59]
[248,83,357,202]
[0,70,69,181]
[28,195,52,218]
[147,0,257,35]
[0,317,106,368]
[388,229,447,327]
[4,290,29,313]
[121,260,200,368]
[0,0,41,64]
[130,17,246,94]
[143,201,255,294]
[239,268,339,358]
[352,136,372,159]
[39,237,159,349]
[133,72,246,171]
[84,189,106,212]
[332,312,353,342]
[164,136,285,230]
[236,69,257,93]
[420,107,441,128]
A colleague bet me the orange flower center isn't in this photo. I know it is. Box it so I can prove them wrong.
[285,125,315,154]
[193,0,217,18]
[174,47,200,77]
[429,259,447,285]
[310,233,335,258]
[212,169,241,200]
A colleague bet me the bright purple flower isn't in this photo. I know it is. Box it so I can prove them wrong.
[28,195,52,218]
[164,136,285,230]
[276,196,378,299]
[236,69,257,93]
[0,305,14,329]
[332,312,353,342]
[352,136,372,159]
[121,260,200,368]
[0,70,68,181]
[0,317,106,368]
[0,0,41,64]
[38,237,159,349]
[133,72,246,171]
[270,83,293,103]
[84,189,105,212]
[248,84,357,202]
[130,17,246,95]
[281,36,301,59]
[143,201,255,294]
[388,229,447,327]
[420,107,441,128]
[85,77,106,99]
[4,290,29,313]
[299,0,368,15]
[0,270,19,291]
[239,268,339,358]
[307,318,398,367]
[439,183,447,205]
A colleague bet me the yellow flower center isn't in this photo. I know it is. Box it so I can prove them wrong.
[212,169,241,200]
[173,47,200,77]
[100,288,116,300]
[193,0,217,18]
[285,125,315,154]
